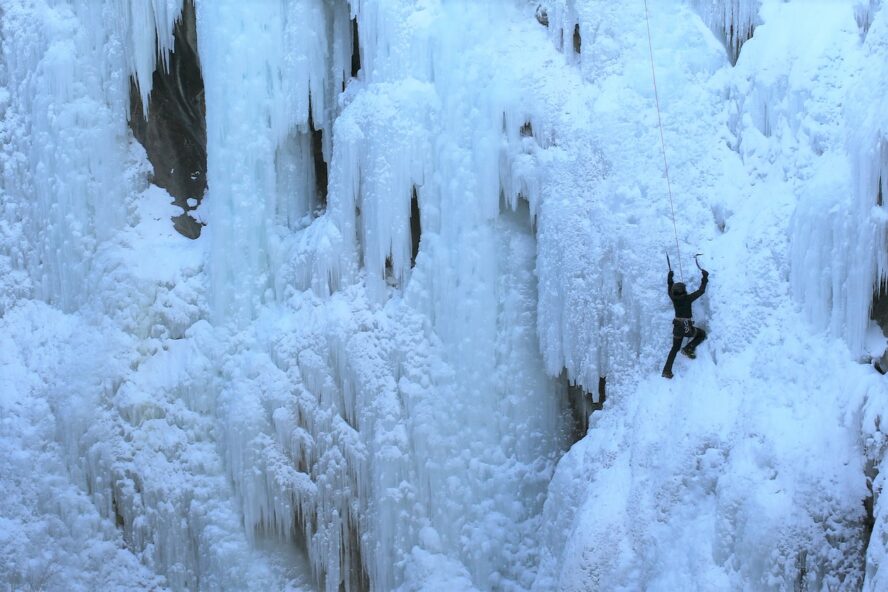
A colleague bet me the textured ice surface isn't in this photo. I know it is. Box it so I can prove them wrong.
[4,0,888,591]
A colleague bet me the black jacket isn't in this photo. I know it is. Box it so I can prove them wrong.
[668,271,707,318]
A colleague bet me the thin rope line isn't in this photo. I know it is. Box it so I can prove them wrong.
[643,0,683,281]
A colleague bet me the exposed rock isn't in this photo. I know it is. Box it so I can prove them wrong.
[129,0,206,239]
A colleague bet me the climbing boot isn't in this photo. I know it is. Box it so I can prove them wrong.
[681,347,696,359]
[661,370,673,379]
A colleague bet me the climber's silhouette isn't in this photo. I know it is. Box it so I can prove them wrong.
[662,268,708,379]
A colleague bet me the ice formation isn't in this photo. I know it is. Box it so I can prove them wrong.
[691,0,761,63]
[4,0,570,589]
[4,0,888,591]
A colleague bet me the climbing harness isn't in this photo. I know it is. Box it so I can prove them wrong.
[673,317,697,338]
[643,0,683,281]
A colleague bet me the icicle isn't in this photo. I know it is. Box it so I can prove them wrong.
[855,0,882,38]
[197,0,356,323]
[689,0,761,64]
[790,5,888,354]
[0,0,163,310]
[117,0,185,118]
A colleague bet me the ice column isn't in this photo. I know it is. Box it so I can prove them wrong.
[119,0,185,115]
[790,5,888,354]
[0,1,155,310]
[0,0,192,311]
[320,2,569,588]
[690,0,761,63]
[197,0,352,324]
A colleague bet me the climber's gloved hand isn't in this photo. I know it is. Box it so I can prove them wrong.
[702,269,709,279]
[668,270,674,280]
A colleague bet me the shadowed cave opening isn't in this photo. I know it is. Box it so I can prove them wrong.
[128,0,206,239]
[351,17,362,78]
[411,186,421,267]
[309,105,328,210]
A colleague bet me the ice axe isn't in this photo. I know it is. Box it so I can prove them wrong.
[666,252,683,280]
[694,253,709,275]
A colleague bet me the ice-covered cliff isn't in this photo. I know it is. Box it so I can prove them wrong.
[535,1,888,590]
[2,0,888,590]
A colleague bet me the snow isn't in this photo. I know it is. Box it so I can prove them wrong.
[4,0,888,590]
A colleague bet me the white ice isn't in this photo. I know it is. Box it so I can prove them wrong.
[3,0,888,591]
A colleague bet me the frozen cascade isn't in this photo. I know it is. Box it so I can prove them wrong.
[4,0,576,590]
[1,1,135,311]
[2,1,312,589]
[842,6,888,590]
[7,0,888,591]
[198,1,574,588]
[531,1,715,391]
[532,1,888,590]
[198,0,353,323]
[790,3,888,356]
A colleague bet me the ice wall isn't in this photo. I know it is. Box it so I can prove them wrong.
[0,302,171,590]
[204,1,573,588]
[8,1,887,591]
[0,0,198,310]
[1,1,135,310]
[2,1,312,589]
[847,2,888,344]
[531,0,732,390]
[847,6,888,591]
[197,0,352,324]
[531,2,876,590]
[788,2,885,355]
[4,0,576,590]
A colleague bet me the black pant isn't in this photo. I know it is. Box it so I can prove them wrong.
[663,324,706,375]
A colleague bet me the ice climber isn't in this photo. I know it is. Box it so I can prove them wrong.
[662,267,709,379]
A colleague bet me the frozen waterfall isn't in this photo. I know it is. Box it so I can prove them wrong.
[4,0,888,591]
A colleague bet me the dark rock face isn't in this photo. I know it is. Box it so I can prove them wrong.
[129,0,206,239]
[309,108,327,209]
[410,186,421,267]
[564,372,605,443]
[872,282,888,336]
[351,17,361,78]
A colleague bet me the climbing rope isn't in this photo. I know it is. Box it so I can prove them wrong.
[643,0,684,281]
